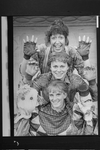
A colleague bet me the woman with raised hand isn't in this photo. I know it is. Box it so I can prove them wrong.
[14,52,98,136]
[19,19,92,85]
[28,52,97,103]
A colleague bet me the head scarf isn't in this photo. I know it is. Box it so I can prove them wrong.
[38,103,71,135]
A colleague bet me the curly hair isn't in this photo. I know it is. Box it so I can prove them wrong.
[47,51,72,67]
[45,19,69,46]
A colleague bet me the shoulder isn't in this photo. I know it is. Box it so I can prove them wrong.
[36,44,46,58]
[69,73,87,89]
[65,45,82,60]
[37,44,47,54]
[65,45,76,54]
[37,44,52,59]
[37,44,47,51]
[38,72,51,79]
[34,72,51,87]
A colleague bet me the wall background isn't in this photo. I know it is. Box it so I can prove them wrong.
[13,16,97,113]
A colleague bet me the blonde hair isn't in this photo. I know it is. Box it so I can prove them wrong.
[47,80,68,95]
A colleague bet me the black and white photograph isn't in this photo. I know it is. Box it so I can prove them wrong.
[13,16,98,136]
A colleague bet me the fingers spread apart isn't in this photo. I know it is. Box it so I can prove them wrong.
[79,35,92,44]
[23,35,38,44]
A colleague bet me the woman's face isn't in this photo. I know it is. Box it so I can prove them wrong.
[50,34,66,52]
[49,89,67,108]
[51,60,69,80]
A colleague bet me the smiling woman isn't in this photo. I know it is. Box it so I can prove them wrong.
[14,80,77,136]
[20,19,92,81]
[47,80,67,111]
[14,50,98,136]
[50,34,66,52]
[13,16,98,136]
[50,57,69,80]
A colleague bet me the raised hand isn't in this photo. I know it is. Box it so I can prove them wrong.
[23,35,38,60]
[77,35,92,60]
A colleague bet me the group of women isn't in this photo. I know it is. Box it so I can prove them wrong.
[14,19,98,136]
